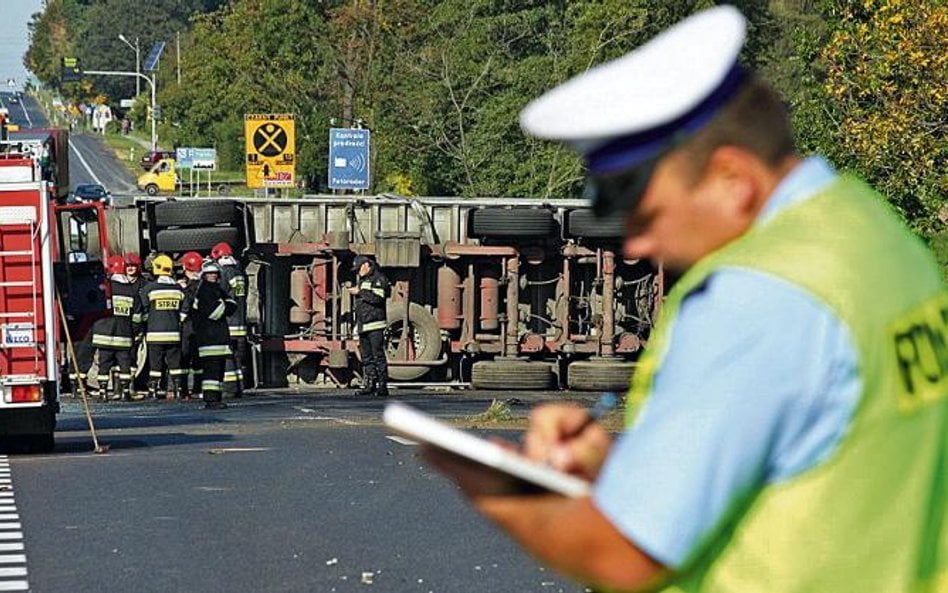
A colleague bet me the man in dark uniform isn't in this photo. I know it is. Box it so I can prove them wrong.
[211,242,248,397]
[190,261,236,410]
[75,254,142,401]
[124,252,146,384]
[349,255,390,397]
[140,254,186,399]
[177,251,204,400]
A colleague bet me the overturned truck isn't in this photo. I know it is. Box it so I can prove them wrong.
[109,195,662,391]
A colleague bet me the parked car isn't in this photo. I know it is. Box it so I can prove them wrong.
[70,183,111,204]
[139,150,175,171]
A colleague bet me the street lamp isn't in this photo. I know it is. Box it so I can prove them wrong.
[118,34,140,97]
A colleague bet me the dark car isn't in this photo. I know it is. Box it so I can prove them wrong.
[70,183,110,204]
[139,150,175,171]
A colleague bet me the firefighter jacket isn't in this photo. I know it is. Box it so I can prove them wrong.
[92,274,141,350]
[141,276,185,343]
[191,280,237,358]
[218,255,248,338]
[353,266,390,334]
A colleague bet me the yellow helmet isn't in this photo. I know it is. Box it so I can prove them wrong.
[152,254,173,276]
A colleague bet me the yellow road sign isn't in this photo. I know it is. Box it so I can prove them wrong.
[244,114,296,189]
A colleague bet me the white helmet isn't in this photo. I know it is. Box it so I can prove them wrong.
[200,261,222,277]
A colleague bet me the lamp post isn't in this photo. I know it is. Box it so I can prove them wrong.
[118,34,140,97]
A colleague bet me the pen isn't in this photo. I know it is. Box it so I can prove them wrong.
[567,392,618,438]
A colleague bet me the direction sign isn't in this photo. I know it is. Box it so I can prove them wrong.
[144,42,166,72]
[328,128,371,190]
[176,147,217,170]
[244,114,296,188]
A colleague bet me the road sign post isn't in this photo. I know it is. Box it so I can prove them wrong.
[328,128,371,191]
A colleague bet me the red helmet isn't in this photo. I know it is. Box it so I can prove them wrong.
[106,255,126,276]
[180,251,203,273]
[211,242,232,259]
[123,253,142,266]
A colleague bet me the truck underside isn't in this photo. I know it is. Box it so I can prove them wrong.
[106,195,662,392]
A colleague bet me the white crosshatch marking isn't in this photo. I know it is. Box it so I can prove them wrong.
[0,458,29,592]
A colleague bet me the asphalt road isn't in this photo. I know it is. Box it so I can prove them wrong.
[5,389,597,593]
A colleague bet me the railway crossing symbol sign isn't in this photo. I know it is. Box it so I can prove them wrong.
[245,114,296,189]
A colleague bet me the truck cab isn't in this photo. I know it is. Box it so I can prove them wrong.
[137,158,178,195]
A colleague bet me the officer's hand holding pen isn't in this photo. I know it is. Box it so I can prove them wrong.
[523,393,617,481]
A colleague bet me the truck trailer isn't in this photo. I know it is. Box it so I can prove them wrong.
[105,194,662,393]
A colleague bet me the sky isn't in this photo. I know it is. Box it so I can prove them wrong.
[0,0,46,90]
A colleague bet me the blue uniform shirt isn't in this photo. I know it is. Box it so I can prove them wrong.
[593,157,861,568]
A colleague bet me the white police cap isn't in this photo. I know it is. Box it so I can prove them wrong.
[520,6,748,216]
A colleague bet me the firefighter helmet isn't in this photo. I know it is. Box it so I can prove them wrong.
[123,253,142,267]
[106,255,126,276]
[180,251,203,273]
[201,261,222,277]
[210,242,233,259]
[152,254,174,276]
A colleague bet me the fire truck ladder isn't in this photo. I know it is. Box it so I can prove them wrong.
[0,208,41,373]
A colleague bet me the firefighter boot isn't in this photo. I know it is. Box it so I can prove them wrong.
[108,371,123,401]
[170,378,184,401]
[375,378,390,398]
[148,380,161,400]
[120,379,134,402]
[356,368,376,396]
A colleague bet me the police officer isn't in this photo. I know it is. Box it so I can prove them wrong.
[177,251,204,400]
[190,261,236,410]
[211,242,248,397]
[349,255,390,397]
[76,254,142,401]
[140,254,186,399]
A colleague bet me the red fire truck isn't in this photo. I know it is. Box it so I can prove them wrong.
[0,133,107,452]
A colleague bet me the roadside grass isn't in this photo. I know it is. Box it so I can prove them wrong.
[929,231,948,282]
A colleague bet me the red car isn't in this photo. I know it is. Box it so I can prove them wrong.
[139,150,175,171]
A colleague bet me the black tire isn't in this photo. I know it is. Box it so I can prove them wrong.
[567,209,626,239]
[471,208,556,238]
[471,359,554,390]
[217,185,231,196]
[567,359,636,391]
[155,227,239,253]
[145,184,159,196]
[154,199,239,227]
[384,302,442,381]
[27,433,55,454]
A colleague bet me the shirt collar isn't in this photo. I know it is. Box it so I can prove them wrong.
[757,156,837,226]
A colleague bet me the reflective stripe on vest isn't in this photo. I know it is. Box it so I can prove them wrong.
[630,177,948,593]
[360,320,387,333]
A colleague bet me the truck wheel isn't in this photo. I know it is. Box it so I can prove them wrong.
[566,209,626,239]
[471,208,556,238]
[384,302,441,381]
[145,184,159,196]
[155,227,239,252]
[471,359,554,390]
[567,359,636,391]
[217,184,231,196]
[154,199,239,227]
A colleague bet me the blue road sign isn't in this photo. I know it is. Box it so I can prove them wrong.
[175,147,217,170]
[144,42,166,72]
[328,128,370,190]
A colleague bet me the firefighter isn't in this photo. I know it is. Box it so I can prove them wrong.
[177,251,204,400]
[211,242,248,397]
[348,255,391,397]
[140,254,186,399]
[191,261,236,410]
[124,252,146,384]
[77,254,141,401]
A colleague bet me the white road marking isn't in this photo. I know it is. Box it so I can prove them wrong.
[68,138,106,186]
[0,458,29,592]
[18,100,32,128]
